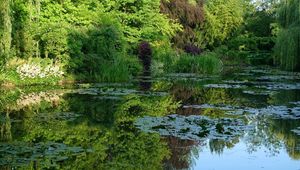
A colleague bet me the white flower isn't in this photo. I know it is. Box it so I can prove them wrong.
[16,62,64,79]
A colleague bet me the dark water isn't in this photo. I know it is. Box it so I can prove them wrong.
[1,67,300,170]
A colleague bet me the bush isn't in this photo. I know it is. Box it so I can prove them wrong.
[151,43,179,75]
[222,36,275,65]
[172,52,222,74]
[66,14,142,82]
[138,41,152,71]
[184,44,202,55]
[0,58,64,86]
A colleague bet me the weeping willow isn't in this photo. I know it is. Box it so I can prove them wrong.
[274,0,300,71]
[0,0,12,65]
[13,0,41,58]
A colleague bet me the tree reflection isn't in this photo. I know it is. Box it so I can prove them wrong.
[0,112,12,142]
[270,119,300,160]
[1,81,300,169]
[139,71,152,91]
[0,88,178,169]
[208,138,239,155]
[244,115,300,159]
[163,137,199,170]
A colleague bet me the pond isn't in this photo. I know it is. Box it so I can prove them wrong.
[1,66,300,170]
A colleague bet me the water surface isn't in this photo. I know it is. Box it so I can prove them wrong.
[1,66,300,169]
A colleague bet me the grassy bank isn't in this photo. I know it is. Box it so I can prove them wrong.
[0,56,142,87]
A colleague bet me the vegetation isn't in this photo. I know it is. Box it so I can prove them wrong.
[0,0,299,86]
[274,0,300,71]
[171,52,222,74]
[1,1,300,169]
[160,0,204,48]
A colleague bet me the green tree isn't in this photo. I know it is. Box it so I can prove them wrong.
[11,0,39,59]
[101,0,182,45]
[201,0,246,47]
[160,0,205,48]
[0,0,12,65]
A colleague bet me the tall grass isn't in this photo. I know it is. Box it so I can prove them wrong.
[172,52,223,74]
[75,56,142,83]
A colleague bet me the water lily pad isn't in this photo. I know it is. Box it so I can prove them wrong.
[134,114,252,141]
[242,90,274,96]
[255,83,300,90]
[93,96,124,100]
[204,84,247,89]
[0,142,87,167]
[35,112,82,122]
[75,88,99,95]
[183,104,239,111]
[290,101,300,105]
[183,104,300,119]
[257,75,300,81]
[291,127,300,136]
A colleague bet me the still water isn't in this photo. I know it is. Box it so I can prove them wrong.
[0,67,300,170]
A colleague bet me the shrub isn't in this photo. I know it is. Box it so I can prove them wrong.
[184,44,202,55]
[17,63,63,80]
[138,41,152,71]
[67,14,138,82]
[224,36,275,65]
[0,58,64,86]
[151,43,179,74]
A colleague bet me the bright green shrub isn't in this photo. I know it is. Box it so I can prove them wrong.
[152,43,179,74]
[67,14,142,82]
[202,0,245,47]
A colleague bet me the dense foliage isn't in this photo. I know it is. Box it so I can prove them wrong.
[0,0,299,86]
[202,0,246,47]
[160,0,204,48]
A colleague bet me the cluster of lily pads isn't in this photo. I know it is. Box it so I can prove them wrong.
[0,142,87,168]
[16,63,64,79]
[134,114,252,141]
[73,86,168,97]
[183,103,300,119]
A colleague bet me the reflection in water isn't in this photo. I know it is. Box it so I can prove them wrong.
[270,119,300,160]
[0,67,300,169]
[268,90,300,106]
[0,88,178,169]
[163,137,199,170]
[208,138,239,155]
[0,112,12,142]
[139,71,152,91]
